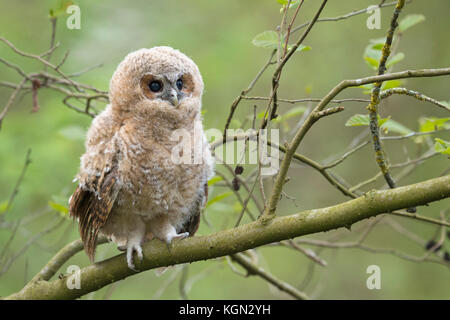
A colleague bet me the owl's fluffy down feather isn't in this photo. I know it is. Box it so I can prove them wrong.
[69,47,214,269]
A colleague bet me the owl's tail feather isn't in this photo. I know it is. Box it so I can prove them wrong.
[69,167,120,263]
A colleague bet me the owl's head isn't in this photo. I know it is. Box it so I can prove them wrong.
[109,47,203,118]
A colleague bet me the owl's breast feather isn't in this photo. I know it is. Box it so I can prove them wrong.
[115,129,211,217]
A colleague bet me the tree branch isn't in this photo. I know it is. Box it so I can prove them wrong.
[5,174,449,300]
[230,253,310,300]
[264,67,450,217]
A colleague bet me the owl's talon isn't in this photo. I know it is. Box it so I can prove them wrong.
[126,241,143,271]
[165,231,190,245]
[177,232,190,240]
[164,231,190,251]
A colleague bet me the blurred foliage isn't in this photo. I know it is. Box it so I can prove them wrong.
[0,0,449,299]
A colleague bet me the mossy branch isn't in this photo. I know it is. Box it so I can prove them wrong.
[5,174,449,300]
[367,0,405,190]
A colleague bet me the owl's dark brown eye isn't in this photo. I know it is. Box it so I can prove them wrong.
[176,78,183,90]
[149,81,162,92]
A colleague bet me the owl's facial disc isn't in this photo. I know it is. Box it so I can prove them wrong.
[140,73,195,107]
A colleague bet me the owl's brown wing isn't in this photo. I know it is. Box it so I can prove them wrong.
[180,183,208,236]
[69,166,120,262]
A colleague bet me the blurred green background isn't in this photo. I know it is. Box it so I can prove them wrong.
[0,0,449,299]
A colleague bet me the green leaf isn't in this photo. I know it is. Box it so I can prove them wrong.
[0,200,9,215]
[206,192,233,208]
[287,1,301,9]
[378,117,390,127]
[399,14,425,32]
[49,1,75,18]
[382,119,413,135]
[345,114,370,126]
[59,125,86,141]
[369,37,387,50]
[252,31,279,49]
[346,115,412,136]
[208,176,223,186]
[288,44,311,53]
[364,56,379,70]
[363,47,382,70]
[252,31,310,53]
[386,52,405,68]
[434,138,450,155]
[419,117,450,132]
[345,114,390,127]
[279,0,301,12]
[358,83,374,95]
[361,79,402,93]
[48,201,69,216]
[257,110,267,120]
[381,80,402,90]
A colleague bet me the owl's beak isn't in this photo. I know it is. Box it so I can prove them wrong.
[167,90,179,107]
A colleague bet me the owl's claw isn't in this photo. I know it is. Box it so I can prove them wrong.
[165,231,190,250]
[126,241,143,271]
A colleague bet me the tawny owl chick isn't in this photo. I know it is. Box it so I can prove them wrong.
[69,47,214,270]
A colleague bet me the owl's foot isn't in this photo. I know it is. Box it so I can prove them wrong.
[165,231,189,251]
[126,240,143,271]
[146,215,190,249]
[166,231,189,244]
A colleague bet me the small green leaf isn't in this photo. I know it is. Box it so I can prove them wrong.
[364,56,379,70]
[287,44,311,53]
[49,1,75,18]
[257,111,265,119]
[345,114,390,127]
[0,200,9,215]
[252,31,279,49]
[208,176,223,186]
[48,201,69,216]
[287,1,301,9]
[369,37,387,50]
[279,0,301,12]
[252,30,310,53]
[358,83,374,95]
[419,117,450,132]
[434,138,450,155]
[206,192,233,208]
[345,114,370,126]
[386,52,405,68]
[363,47,382,70]
[399,14,425,32]
[382,119,413,135]
[381,80,402,90]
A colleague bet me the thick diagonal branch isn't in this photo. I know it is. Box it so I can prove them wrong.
[5,174,449,300]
